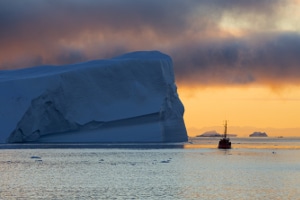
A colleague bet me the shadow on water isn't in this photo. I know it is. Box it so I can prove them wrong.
[0,143,186,149]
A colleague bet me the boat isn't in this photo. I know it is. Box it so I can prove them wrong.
[218,120,231,149]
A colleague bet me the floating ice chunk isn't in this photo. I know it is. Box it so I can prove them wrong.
[0,51,188,143]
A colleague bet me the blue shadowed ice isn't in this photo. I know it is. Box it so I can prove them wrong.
[0,51,187,143]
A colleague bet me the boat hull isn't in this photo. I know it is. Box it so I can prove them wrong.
[218,138,231,149]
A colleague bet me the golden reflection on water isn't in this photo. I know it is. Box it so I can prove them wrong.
[1,141,300,199]
[183,143,300,149]
[185,137,300,149]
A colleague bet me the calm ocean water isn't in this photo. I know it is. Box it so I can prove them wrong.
[1,137,300,199]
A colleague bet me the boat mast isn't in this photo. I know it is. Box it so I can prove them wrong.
[224,120,227,138]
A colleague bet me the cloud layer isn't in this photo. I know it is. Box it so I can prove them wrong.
[1,0,300,87]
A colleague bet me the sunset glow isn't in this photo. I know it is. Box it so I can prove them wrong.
[179,85,300,137]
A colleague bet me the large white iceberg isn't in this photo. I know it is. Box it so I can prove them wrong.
[0,51,188,143]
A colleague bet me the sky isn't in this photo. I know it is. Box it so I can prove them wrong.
[1,0,300,137]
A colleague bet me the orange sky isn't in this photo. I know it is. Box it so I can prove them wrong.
[179,85,300,137]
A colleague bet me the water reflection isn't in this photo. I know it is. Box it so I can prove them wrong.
[1,145,300,199]
[1,137,300,150]
[186,137,300,149]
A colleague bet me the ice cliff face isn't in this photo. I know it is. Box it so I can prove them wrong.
[0,51,188,143]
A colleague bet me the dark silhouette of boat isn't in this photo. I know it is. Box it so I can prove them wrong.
[218,120,231,149]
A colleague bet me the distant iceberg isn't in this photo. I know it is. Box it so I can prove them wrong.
[0,51,188,143]
[249,132,268,137]
[197,130,237,137]
[197,130,221,137]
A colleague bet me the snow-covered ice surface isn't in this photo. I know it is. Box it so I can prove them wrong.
[0,51,187,143]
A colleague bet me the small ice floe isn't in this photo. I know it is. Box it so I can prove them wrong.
[2,161,12,164]
[30,156,42,162]
[152,160,157,165]
[160,160,171,163]
[30,156,41,159]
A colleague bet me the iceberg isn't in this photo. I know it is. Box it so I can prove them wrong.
[0,51,188,143]
[197,130,221,137]
[196,130,237,137]
[249,132,268,137]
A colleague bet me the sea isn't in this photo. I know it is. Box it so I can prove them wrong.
[1,137,300,200]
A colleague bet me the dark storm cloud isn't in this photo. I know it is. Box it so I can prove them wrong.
[0,0,194,68]
[172,32,300,86]
[0,0,191,41]
[1,0,299,87]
